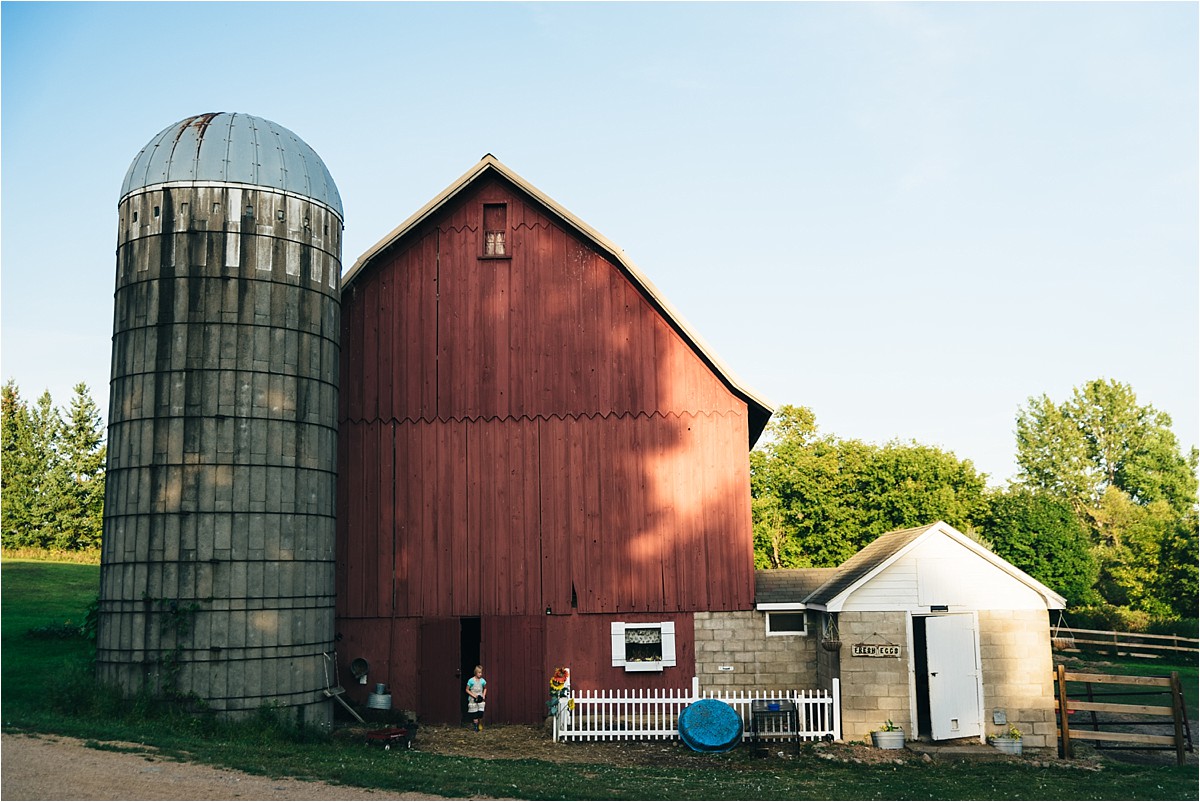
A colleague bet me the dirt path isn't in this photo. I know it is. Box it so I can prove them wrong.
[0,733,450,801]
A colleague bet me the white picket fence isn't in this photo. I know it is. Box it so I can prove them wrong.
[553,677,841,743]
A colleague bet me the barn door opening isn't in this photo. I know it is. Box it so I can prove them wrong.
[921,614,982,741]
[459,617,481,723]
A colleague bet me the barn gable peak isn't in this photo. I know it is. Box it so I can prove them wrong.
[345,155,774,446]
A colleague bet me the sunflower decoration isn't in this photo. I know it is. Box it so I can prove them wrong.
[547,667,571,716]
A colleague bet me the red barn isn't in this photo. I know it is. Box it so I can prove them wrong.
[335,156,772,724]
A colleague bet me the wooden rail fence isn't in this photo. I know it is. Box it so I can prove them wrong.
[1054,664,1192,766]
[1053,628,1199,660]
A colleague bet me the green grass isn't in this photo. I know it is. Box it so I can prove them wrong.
[3,559,1196,800]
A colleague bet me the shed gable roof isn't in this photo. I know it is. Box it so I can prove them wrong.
[343,154,774,445]
[806,521,1067,611]
[753,521,1067,612]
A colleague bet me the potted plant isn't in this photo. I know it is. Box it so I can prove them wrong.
[989,725,1023,755]
[871,719,905,749]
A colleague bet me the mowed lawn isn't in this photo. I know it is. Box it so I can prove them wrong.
[2,559,1196,801]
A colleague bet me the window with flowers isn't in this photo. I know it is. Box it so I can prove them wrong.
[610,621,677,672]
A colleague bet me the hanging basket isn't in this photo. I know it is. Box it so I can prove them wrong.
[820,639,841,652]
[1051,612,1077,651]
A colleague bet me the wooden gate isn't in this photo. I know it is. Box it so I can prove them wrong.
[1054,664,1192,765]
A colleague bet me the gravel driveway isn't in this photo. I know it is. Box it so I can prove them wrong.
[0,733,448,801]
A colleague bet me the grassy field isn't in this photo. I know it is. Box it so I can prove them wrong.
[3,559,1196,801]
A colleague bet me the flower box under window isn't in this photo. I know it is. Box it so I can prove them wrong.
[611,621,677,672]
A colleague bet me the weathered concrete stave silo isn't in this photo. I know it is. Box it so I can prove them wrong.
[97,113,343,722]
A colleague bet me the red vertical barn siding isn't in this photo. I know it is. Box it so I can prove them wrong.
[482,615,547,724]
[337,168,758,719]
[419,618,462,724]
[544,613,696,693]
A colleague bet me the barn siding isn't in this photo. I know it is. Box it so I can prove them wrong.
[545,613,697,692]
[338,174,754,621]
[337,170,755,719]
[483,615,547,724]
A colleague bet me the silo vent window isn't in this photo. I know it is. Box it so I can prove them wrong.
[244,205,254,218]
[276,210,285,221]
[212,203,221,214]
[132,211,139,223]
[153,206,160,218]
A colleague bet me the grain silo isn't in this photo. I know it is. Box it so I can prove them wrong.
[97,113,343,724]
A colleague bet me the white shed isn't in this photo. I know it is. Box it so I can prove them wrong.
[801,521,1066,747]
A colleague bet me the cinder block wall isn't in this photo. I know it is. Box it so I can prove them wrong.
[833,611,910,742]
[694,611,818,691]
[979,609,1056,749]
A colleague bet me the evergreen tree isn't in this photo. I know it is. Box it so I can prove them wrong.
[1,386,62,547]
[1,381,31,544]
[53,383,106,549]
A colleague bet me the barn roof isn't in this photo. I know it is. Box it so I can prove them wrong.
[343,154,774,445]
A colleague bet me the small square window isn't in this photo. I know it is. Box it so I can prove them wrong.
[482,203,507,256]
[766,611,808,637]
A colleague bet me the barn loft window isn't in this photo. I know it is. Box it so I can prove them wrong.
[611,621,677,672]
[765,610,808,637]
[482,203,508,257]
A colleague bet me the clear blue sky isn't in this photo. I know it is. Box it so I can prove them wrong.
[3,2,1197,486]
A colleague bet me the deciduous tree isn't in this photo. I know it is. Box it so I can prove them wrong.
[980,488,1098,606]
[1014,378,1198,617]
[751,405,987,568]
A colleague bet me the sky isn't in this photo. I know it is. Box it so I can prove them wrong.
[2,1,1197,487]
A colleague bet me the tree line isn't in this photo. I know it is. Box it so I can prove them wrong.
[751,378,1198,624]
[1,381,106,551]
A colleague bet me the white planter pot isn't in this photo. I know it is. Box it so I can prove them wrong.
[871,729,905,749]
[993,737,1023,755]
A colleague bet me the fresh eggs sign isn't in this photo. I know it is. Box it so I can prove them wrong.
[852,643,901,658]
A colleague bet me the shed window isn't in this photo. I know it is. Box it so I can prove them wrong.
[765,611,808,637]
[482,203,507,256]
[611,621,677,672]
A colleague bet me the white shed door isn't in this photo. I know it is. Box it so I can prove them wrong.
[925,615,982,740]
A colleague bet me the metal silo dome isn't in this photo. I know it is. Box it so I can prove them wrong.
[98,112,343,724]
[120,112,343,219]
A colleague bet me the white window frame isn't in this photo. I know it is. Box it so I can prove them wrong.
[611,621,677,672]
[764,609,808,637]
